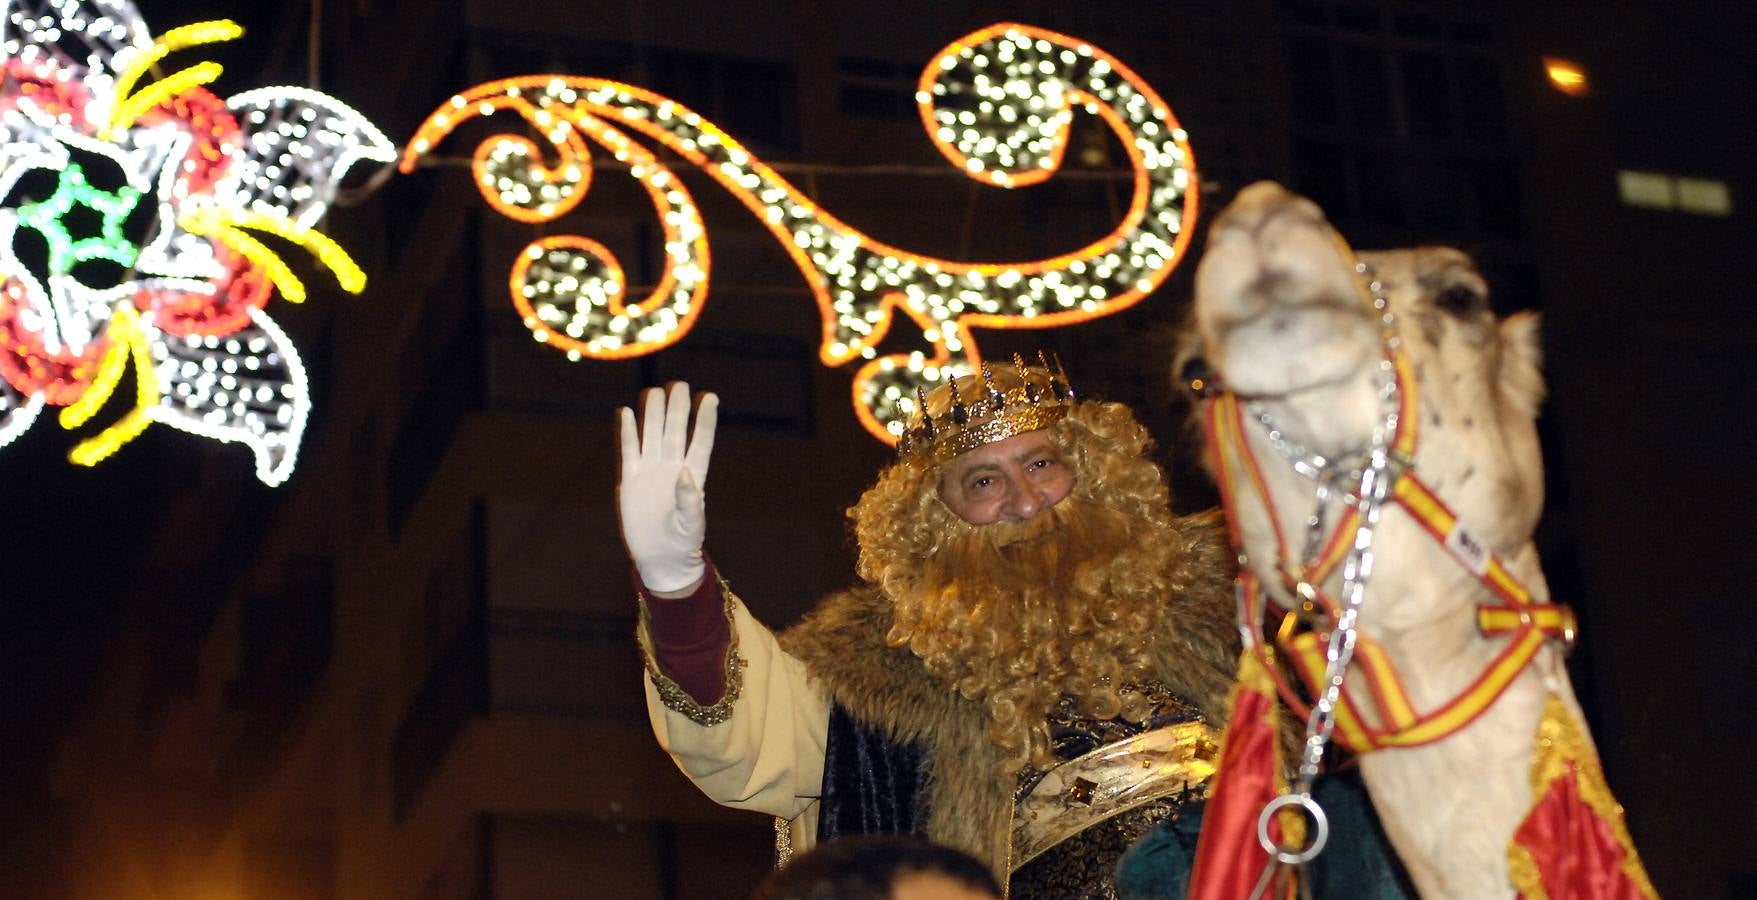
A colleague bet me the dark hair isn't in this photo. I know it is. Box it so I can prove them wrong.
[751,835,1002,900]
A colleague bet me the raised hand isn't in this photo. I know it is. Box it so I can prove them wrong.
[617,382,719,594]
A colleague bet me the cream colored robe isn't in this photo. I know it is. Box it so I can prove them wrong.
[640,510,1241,877]
[642,592,831,850]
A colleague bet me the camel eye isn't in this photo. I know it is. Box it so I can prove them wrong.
[1436,283,1486,317]
[1179,355,1217,397]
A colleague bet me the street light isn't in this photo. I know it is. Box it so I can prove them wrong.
[1542,57,1590,96]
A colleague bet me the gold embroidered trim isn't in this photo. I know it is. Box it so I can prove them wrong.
[1508,841,1548,900]
[1226,649,1306,849]
[637,574,747,727]
[1508,692,1658,899]
[773,815,794,869]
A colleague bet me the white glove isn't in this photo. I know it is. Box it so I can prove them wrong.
[618,382,719,594]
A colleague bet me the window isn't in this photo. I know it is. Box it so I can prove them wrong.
[1277,0,1519,244]
[387,286,485,535]
[392,506,488,817]
[1617,170,1733,216]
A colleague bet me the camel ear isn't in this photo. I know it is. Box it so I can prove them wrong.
[1498,311,1546,419]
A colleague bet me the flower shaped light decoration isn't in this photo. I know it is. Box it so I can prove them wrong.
[0,0,393,484]
[401,23,1198,444]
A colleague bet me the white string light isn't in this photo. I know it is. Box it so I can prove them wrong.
[403,22,1199,443]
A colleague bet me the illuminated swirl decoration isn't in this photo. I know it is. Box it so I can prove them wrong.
[400,22,1196,443]
[0,0,393,484]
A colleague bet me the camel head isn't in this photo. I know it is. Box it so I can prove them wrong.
[1187,180,1557,892]
[1183,182,1658,900]
[1188,182,1548,632]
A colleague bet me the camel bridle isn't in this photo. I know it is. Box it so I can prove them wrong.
[1199,249,1577,869]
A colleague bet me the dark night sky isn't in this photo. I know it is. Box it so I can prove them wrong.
[0,0,301,885]
[3,425,177,885]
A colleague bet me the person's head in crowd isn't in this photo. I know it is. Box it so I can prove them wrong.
[751,835,1003,900]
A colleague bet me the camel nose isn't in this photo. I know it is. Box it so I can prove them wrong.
[1211,181,1326,242]
[1234,180,1296,207]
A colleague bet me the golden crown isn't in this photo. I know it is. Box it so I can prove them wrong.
[897,352,1077,463]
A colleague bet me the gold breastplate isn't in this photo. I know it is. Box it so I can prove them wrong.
[1011,684,1220,881]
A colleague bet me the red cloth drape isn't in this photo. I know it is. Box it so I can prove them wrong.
[1509,693,1658,900]
[1512,770,1651,899]
[1189,650,1293,900]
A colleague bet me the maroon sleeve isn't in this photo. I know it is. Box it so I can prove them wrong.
[640,557,731,704]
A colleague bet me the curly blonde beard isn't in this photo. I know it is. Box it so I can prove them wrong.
[852,402,1184,773]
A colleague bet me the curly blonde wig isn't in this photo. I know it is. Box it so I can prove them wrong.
[850,399,1187,773]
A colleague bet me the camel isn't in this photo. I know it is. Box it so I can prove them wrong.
[1183,182,1655,898]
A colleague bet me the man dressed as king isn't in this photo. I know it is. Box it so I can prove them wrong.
[616,358,1409,897]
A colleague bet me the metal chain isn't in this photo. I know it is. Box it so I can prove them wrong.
[1295,442,1395,790]
[1243,261,1403,882]
[1251,405,1331,480]
[1296,260,1402,792]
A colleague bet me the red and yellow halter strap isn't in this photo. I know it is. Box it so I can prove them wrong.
[1201,246,1574,753]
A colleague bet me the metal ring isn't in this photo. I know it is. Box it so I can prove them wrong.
[1255,792,1330,865]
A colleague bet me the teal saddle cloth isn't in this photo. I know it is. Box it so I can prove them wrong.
[1114,769,1417,900]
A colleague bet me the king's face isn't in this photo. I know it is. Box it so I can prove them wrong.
[936,429,1075,525]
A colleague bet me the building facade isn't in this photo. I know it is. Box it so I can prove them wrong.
[44,1,1750,897]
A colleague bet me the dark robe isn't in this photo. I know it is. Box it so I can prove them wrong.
[816,702,1416,899]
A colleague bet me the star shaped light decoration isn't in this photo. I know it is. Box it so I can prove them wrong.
[0,0,393,484]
